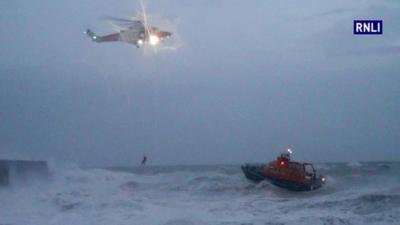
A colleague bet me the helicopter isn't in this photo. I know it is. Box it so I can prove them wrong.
[85,1,172,48]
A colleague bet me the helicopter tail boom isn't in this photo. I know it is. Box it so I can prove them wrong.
[85,29,121,43]
[85,29,100,42]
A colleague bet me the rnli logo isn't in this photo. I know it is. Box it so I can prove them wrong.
[353,20,383,35]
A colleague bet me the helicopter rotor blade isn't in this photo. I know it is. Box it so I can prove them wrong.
[140,0,151,35]
[103,16,141,24]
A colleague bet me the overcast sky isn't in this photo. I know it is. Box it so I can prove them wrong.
[0,0,399,166]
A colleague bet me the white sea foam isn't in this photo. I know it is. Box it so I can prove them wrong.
[347,161,363,168]
[1,163,399,225]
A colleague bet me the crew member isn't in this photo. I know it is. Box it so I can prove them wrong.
[141,155,147,165]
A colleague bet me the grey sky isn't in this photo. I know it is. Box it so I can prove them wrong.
[0,0,399,166]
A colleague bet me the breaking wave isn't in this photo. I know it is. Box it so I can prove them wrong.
[1,162,399,225]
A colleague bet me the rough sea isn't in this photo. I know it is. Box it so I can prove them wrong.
[1,162,399,225]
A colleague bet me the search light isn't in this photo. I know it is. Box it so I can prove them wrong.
[149,35,160,45]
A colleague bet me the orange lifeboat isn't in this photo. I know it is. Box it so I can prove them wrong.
[242,149,325,191]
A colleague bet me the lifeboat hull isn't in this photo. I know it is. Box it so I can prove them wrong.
[241,164,324,191]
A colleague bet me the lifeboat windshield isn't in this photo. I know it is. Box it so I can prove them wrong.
[303,163,316,177]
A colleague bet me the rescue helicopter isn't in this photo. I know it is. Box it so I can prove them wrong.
[84,1,172,48]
